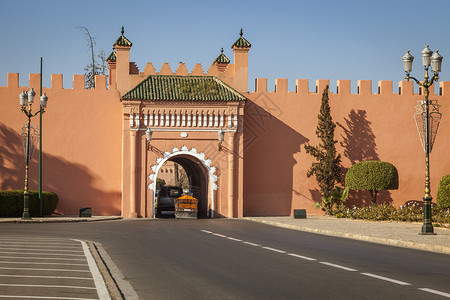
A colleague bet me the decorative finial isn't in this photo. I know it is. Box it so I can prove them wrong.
[121,26,124,35]
[221,47,224,53]
[239,28,243,37]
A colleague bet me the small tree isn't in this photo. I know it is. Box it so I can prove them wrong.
[78,26,107,89]
[345,161,399,204]
[304,86,342,200]
[156,178,166,191]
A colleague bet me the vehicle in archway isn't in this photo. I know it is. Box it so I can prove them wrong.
[156,186,183,216]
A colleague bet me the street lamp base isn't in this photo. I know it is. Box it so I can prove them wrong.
[420,223,435,235]
[21,214,31,220]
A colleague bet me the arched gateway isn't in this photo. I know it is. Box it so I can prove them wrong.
[148,147,218,218]
[120,75,246,218]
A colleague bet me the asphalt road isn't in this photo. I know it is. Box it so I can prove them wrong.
[1,219,449,299]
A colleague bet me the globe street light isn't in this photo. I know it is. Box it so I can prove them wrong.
[19,88,48,219]
[402,45,443,235]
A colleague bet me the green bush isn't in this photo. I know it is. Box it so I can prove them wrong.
[437,174,450,209]
[0,190,58,217]
[334,202,449,225]
[345,161,399,204]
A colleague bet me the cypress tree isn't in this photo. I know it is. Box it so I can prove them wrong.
[304,86,342,198]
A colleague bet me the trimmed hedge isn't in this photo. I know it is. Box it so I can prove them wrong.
[437,174,450,209]
[0,190,58,217]
[345,161,399,203]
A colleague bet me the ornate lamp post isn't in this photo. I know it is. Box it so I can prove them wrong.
[19,88,48,219]
[402,45,443,235]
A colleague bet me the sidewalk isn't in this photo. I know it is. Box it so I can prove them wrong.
[0,216,122,223]
[245,216,450,255]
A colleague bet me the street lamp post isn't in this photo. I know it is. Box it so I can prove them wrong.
[402,45,443,235]
[19,88,48,219]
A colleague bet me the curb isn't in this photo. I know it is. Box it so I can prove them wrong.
[0,216,123,223]
[88,242,139,300]
[245,218,450,255]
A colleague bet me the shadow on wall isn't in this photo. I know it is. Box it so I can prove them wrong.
[0,123,121,215]
[243,96,308,216]
[337,109,393,206]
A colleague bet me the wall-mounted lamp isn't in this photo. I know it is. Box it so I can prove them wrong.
[218,128,225,151]
[146,128,153,150]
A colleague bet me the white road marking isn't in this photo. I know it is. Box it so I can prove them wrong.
[287,253,317,261]
[262,247,286,254]
[0,256,86,261]
[77,240,111,300]
[0,283,95,290]
[201,229,448,297]
[0,274,93,280]
[212,233,227,238]
[361,273,411,285]
[319,262,357,271]
[0,261,88,266]
[0,266,90,272]
[0,296,98,300]
[0,251,85,257]
[0,247,83,253]
[242,241,260,247]
[418,288,450,298]
[0,242,81,248]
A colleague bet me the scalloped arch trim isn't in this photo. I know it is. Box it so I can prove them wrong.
[147,145,218,192]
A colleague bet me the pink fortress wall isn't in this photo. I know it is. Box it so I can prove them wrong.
[243,78,450,216]
[0,73,122,215]
[1,34,450,217]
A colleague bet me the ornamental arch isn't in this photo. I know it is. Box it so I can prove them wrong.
[148,147,218,218]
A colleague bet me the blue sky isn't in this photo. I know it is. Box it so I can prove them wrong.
[1,0,450,93]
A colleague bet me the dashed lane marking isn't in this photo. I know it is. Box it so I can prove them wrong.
[242,241,260,247]
[262,247,287,254]
[361,273,411,286]
[287,253,317,261]
[202,229,450,298]
[319,262,358,272]
[419,288,450,298]
[212,233,227,238]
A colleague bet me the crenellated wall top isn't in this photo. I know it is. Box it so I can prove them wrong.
[0,73,112,91]
[253,78,450,96]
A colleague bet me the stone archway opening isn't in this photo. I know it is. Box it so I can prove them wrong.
[170,155,209,218]
[154,154,210,218]
[148,146,219,219]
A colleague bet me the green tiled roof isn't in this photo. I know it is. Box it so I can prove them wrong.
[107,49,116,62]
[214,48,230,64]
[114,26,132,47]
[121,75,246,102]
[232,28,251,49]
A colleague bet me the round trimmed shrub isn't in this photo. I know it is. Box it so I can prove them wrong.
[345,161,399,204]
[437,174,450,209]
[0,190,58,217]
